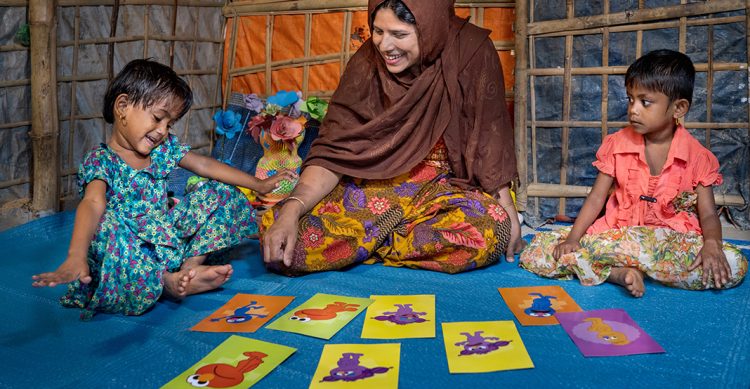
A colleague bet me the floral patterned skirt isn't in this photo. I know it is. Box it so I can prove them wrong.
[61,181,257,320]
[519,226,748,290]
[260,162,512,275]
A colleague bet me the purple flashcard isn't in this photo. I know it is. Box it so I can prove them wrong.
[555,309,665,357]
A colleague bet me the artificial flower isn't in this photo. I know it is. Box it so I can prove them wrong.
[267,90,299,108]
[212,109,243,139]
[270,116,305,151]
[247,114,274,143]
[243,93,264,113]
[300,97,329,121]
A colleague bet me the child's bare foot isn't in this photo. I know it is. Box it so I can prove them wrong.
[163,268,196,300]
[607,267,645,297]
[184,264,233,296]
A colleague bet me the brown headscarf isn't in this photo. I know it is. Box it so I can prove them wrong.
[304,0,516,193]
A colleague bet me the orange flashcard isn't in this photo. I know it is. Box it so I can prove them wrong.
[191,294,295,333]
[498,286,582,326]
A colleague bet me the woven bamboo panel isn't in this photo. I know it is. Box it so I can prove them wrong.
[221,0,516,105]
[0,1,226,208]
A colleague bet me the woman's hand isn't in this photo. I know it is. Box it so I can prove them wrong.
[689,239,731,287]
[255,170,299,195]
[262,202,303,267]
[553,239,581,260]
[261,165,342,267]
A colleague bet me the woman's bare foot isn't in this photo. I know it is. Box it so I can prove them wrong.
[163,268,196,300]
[607,267,645,297]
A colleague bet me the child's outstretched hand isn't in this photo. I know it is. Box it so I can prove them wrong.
[32,257,92,287]
[553,239,581,260]
[256,170,299,195]
[689,239,731,288]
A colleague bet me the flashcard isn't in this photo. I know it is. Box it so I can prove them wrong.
[442,321,534,373]
[191,294,295,333]
[555,309,665,357]
[361,294,435,339]
[309,343,400,388]
[161,335,296,389]
[498,285,582,326]
[266,293,373,339]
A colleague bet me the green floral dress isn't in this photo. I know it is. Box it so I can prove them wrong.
[62,134,256,320]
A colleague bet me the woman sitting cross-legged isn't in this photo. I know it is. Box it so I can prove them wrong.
[260,0,523,275]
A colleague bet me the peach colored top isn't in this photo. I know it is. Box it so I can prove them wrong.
[588,125,722,235]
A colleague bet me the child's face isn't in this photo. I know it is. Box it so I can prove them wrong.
[626,84,682,138]
[113,97,183,158]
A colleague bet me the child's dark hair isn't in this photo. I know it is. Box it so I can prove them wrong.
[625,49,695,105]
[372,0,416,25]
[102,59,193,124]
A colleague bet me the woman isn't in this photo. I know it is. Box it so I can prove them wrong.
[261,0,523,275]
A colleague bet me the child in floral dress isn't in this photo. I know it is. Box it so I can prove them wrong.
[32,59,296,320]
[520,50,747,297]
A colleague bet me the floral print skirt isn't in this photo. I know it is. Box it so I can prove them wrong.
[260,162,512,275]
[519,226,748,290]
[61,181,256,320]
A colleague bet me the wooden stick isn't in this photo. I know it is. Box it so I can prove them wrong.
[529,120,749,129]
[527,62,745,76]
[29,0,59,212]
[228,53,341,75]
[223,14,240,108]
[526,183,745,206]
[265,14,273,95]
[601,25,609,140]
[527,0,745,35]
[706,24,714,148]
[533,15,746,38]
[67,5,81,188]
[514,0,530,212]
[303,13,312,98]
[223,0,514,15]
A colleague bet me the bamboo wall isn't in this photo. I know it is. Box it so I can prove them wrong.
[0,0,226,220]
[221,0,516,105]
[514,0,750,227]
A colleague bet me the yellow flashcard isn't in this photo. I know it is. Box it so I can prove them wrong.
[361,294,435,339]
[309,343,400,389]
[442,321,534,373]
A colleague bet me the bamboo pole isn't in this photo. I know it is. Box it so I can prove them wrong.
[340,10,351,77]
[514,0,529,211]
[29,0,59,213]
[557,0,573,216]
[527,62,745,76]
[223,12,241,108]
[534,14,745,38]
[705,24,714,148]
[67,5,80,198]
[526,183,745,206]
[601,18,610,140]
[58,0,223,6]
[529,120,749,129]
[303,13,312,97]
[526,0,745,35]
[223,0,514,15]
[265,14,273,95]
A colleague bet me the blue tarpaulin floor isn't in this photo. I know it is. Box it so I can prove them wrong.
[2,211,749,388]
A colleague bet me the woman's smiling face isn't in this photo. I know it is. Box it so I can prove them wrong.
[372,7,420,74]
